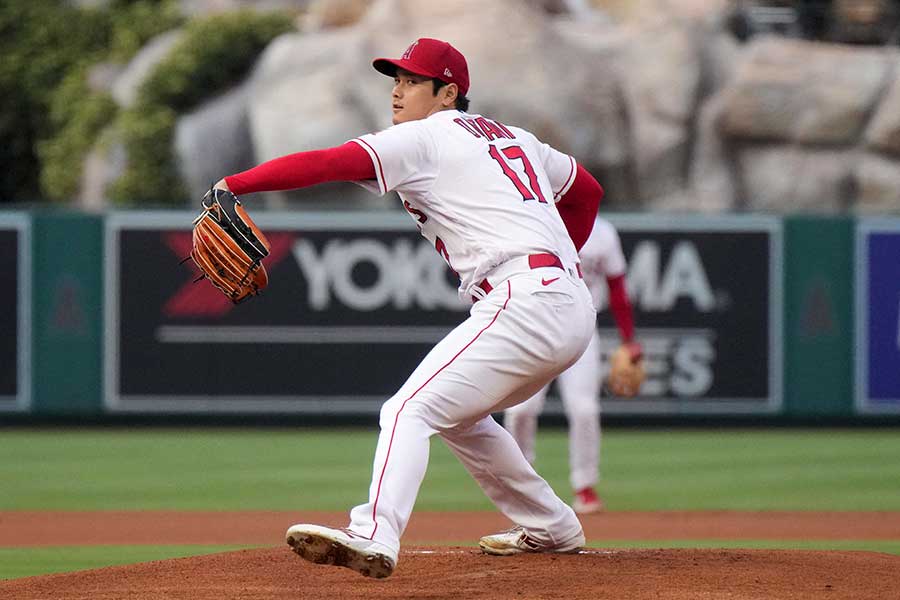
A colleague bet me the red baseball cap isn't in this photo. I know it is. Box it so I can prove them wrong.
[373,38,470,96]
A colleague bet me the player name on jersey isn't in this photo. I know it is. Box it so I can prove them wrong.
[452,116,516,140]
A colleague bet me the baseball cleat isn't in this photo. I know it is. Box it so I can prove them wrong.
[478,526,585,556]
[572,487,604,514]
[285,524,397,579]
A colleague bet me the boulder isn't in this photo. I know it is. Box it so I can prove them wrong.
[355,0,633,201]
[300,0,370,31]
[177,0,308,17]
[717,37,890,145]
[619,22,700,203]
[79,137,127,210]
[111,30,184,109]
[864,63,900,156]
[361,0,628,152]
[174,84,255,200]
[854,152,900,213]
[244,28,384,207]
[78,0,900,214]
[683,93,737,212]
[591,0,730,24]
[740,145,853,213]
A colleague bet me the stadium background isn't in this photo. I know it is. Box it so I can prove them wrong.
[1,1,899,596]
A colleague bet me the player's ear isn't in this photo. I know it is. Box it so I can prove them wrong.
[442,83,458,107]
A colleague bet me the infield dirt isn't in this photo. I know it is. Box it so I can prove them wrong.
[1,511,898,599]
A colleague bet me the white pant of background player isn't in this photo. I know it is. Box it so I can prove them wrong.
[503,329,602,494]
[347,264,596,564]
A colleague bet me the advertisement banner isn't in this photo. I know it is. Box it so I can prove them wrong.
[856,218,900,414]
[0,214,31,412]
[105,212,782,415]
[597,215,782,414]
[105,212,467,413]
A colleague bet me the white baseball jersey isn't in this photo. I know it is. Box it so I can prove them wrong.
[351,110,580,299]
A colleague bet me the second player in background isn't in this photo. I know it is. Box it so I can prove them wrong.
[503,217,643,513]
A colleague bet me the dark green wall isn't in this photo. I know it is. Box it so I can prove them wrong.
[31,212,104,415]
[782,216,854,417]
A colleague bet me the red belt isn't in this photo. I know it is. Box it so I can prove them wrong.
[472,252,580,301]
[528,253,564,270]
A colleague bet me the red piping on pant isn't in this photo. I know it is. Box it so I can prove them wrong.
[369,280,513,540]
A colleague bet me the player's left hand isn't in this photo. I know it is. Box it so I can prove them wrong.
[623,340,643,363]
[605,341,645,398]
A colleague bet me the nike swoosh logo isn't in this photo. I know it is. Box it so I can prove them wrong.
[541,277,560,286]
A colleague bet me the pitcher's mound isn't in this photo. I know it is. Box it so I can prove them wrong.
[2,546,896,599]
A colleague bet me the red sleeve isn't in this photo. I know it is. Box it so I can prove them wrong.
[224,141,376,195]
[606,273,635,343]
[556,164,603,251]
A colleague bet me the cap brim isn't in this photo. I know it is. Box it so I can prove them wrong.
[372,58,436,80]
[372,58,400,77]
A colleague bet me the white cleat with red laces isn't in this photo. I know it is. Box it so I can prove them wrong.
[285,524,397,579]
[478,526,585,556]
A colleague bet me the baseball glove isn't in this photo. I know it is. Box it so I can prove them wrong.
[606,342,645,397]
[189,187,271,303]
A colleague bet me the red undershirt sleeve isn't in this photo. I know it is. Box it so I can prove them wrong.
[556,164,603,251]
[607,273,635,342]
[224,141,376,195]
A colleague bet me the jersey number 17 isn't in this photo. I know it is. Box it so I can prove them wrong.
[488,144,547,204]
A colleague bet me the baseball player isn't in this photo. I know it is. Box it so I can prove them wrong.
[213,38,605,578]
[503,217,642,514]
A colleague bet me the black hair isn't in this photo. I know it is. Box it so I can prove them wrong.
[432,79,470,112]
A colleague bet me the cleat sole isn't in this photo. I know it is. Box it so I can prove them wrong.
[287,532,394,578]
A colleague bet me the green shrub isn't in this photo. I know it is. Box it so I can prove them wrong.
[0,1,112,201]
[140,11,295,111]
[37,67,117,202]
[108,105,183,204]
[107,0,184,62]
[17,2,292,205]
[33,0,184,202]
[108,10,295,205]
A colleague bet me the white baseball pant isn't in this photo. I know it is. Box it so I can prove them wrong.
[347,263,596,559]
[503,330,602,492]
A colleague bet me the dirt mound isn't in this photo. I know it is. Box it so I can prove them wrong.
[4,510,900,546]
[2,546,896,599]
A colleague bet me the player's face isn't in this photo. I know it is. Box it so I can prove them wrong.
[391,69,451,125]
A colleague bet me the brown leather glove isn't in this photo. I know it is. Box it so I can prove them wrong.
[190,187,271,304]
[606,341,645,397]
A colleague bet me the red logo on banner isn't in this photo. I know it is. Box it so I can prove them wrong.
[162,232,296,318]
[52,276,87,334]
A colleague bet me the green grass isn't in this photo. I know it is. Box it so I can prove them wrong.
[0,545,253,580]
[550,428,900,511]
[1,428,898,511]
[0,428,381,511]
[1,427,898,580]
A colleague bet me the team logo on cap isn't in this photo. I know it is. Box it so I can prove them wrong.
[402,41,418,60]
[444,68,453,77]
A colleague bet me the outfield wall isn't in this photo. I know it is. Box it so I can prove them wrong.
[0,209,896,421]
